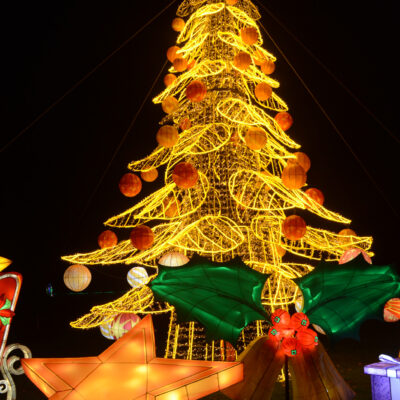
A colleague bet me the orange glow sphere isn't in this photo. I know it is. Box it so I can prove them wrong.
[63,265,91,292]
[271,309,290,327]
[173,57,188,72]
[383,298,400,322]
[281,164,307,189]
[240,27,259,45]
[172,162,199,189]
[233,52,252,70]
[163,73,177,87]
[296,328,318,348]
[282,215,307,241]
[179,117,191,131]
[275,111,293,131]
[261,59,276,75]
[163,196,180,217]
[119,173,142,197]
[162,96,179,114]
[130,225,154,250]
[287,152,311,172]
[98,230,118,249]
[167,45,180,62]
[281,337,300,357]
[339,228,356,236]
[305,188,324,206]
[244,127,267,150]
[171,17,185,32]
[140,168,158,182]
[289,312,309,330]
[156,125,179,148]
[254,82,272,101]
[186,80,207,102]
[226,0,238,4]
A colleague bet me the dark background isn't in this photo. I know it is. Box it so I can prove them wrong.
[1,1,399,398]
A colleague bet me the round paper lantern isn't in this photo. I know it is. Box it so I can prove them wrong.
[383,298,400,322]
[163,196,180,217]
[172,162,199,189]
[268,326,282,341]
[226,0,238,5]
[305,188,324,206]
[254,82,272,101]
[186,80,207,102]
[171,17,185,32]
[281,337,300,357]
[252,49,265,65]
[164,73,177,87]
[233,52,251,70]
[98,230,118,249]
[244,127,267,150]
[289,312,309,330]
[261,59,276,75]
[140,168,158,182]
[173,57,188,72]
[119,173,142,197]
[111,313,141,339]
[240,27,258,45]
[162,96,179,114]
[275,111,293,131]
[156,125,179,148]
[127,266,149,288]
[339,248,372,265]
[63,265,91,292]
[288,152,311,172]
[296,328,318,348]
[179,118,191,131]
[271,309,290,327]
[339,228,356,237]
[282,215,307,241]
[158,252,190,267]
[130,225,154,250]
[167,45,180,62]
[100,319,115,340]
[281,164,307,189]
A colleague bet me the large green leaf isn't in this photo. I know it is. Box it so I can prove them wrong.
[149,254,269,344]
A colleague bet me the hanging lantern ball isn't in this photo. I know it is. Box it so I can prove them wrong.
[383,298,400,322]
[99,319,115,340]
[163,73,177,87]
[296,328,318,348]
[281,164,307,189]
[173,57,188,72]
[158,252,190,267]
[233,52,252,70]
[167,45,180,62]
[162,96,180,114]
[186,80,207,102]
[63,265,91,292]
[244,127,267,150]
[110,313,141,340]
[119,173,142,197]
[127,266,149,288]
[252,49,265,65]
[98,230,118,249]
[172,162,199,189]
[282,215,307,241]
[289,312,309,330]
[140,168,158,182]
[226,0,239,5]
[254,82,272,101]
[287,152,311,173]
[339,228,356,237]
[305,188,324,206]
[281,337,300,357]
[271,309,290,327]
[275,111,293,131]
[156,125,179,148]
[179,117,191,131]
[261,59,276,75]
[162,196,180,217]
[130,225,154,250]
[339,248,372,265]
[240,27,259,45]
[171,17,185,32]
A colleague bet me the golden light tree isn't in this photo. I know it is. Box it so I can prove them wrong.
[63,0,372,360]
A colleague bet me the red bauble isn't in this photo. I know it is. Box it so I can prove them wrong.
[98,230,118,249]
[119,173,142,197]
[296,328,319,348]
[281,337,300,357]
[130,225,154,250]
[305,188,325,206]
[289,312,309,330]
[172,162,199,189]
[186,80,207,102]
[282,215,307,241]
[275,112,293,131]
[271,309,290,327]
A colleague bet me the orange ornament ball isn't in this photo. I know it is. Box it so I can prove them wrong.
[98,230,118,249]
[305,188,324,206]
[339,228,356,237]
[275,111,293,131]
[261,59,276,75]
[254,82,272,101]
[226,0,238,4]
[282,215,307,241]
[140,168,158,182]
[171,17,185,32]
[130,225,154,250]
[119,173,142,197]
[172,162,199,189]
[281,337,300,357]
[281,164,307,189]
[156,125,179,148]
[289,312,309,330]
[167,46,180,62]
[173,57,188,72]
[271,309,290,327]
[287,152,311,173]
[162,96,179,114]
[233,52,252,70]
[296,328,319,348]
[63,265,91,292]
[244,127,267,150]
[179,118,191,131]
[163,196,180,218]
[186,80,207,102]
[163,73,177,87]
[240,27,259,45]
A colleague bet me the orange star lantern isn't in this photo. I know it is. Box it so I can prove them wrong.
[22,315,243,400]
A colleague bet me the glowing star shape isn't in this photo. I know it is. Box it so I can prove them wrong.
[22,315,243,400]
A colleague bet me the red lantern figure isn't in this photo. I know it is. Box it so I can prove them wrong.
[179,118,191,131]
[167,46,180,62]
[268,326,282,341]
[130,225,154,250]
[271,309,290,327]
[171,17,185,32]
[281,337,300,357]
[339,248,372,265]
[161,96,179,114]
[305,188,324,206]
[172,162,199,189]
[186,80,207,102]
[119,173,142,197]
[163,73,177,87]
[98,230,118,249]
[156,125,179,148]
[383,298,400,322]
[240,27,259,45]
[288,152,311,172]
[173,57,188,72]
[233,52,252,70]
[254,82,272,101]
[261,59,276,75]
[140,168,158,182]
[281,164,307,190]
[289,312,309,330]
[282,215,307,241]
[275,111,293,131]
[296,328,319,348]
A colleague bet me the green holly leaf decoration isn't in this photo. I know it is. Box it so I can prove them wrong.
[0,296,15,326]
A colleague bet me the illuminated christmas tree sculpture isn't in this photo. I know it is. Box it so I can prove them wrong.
[63,0,373,360]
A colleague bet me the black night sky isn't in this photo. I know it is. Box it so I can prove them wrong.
[1,1,399,398]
